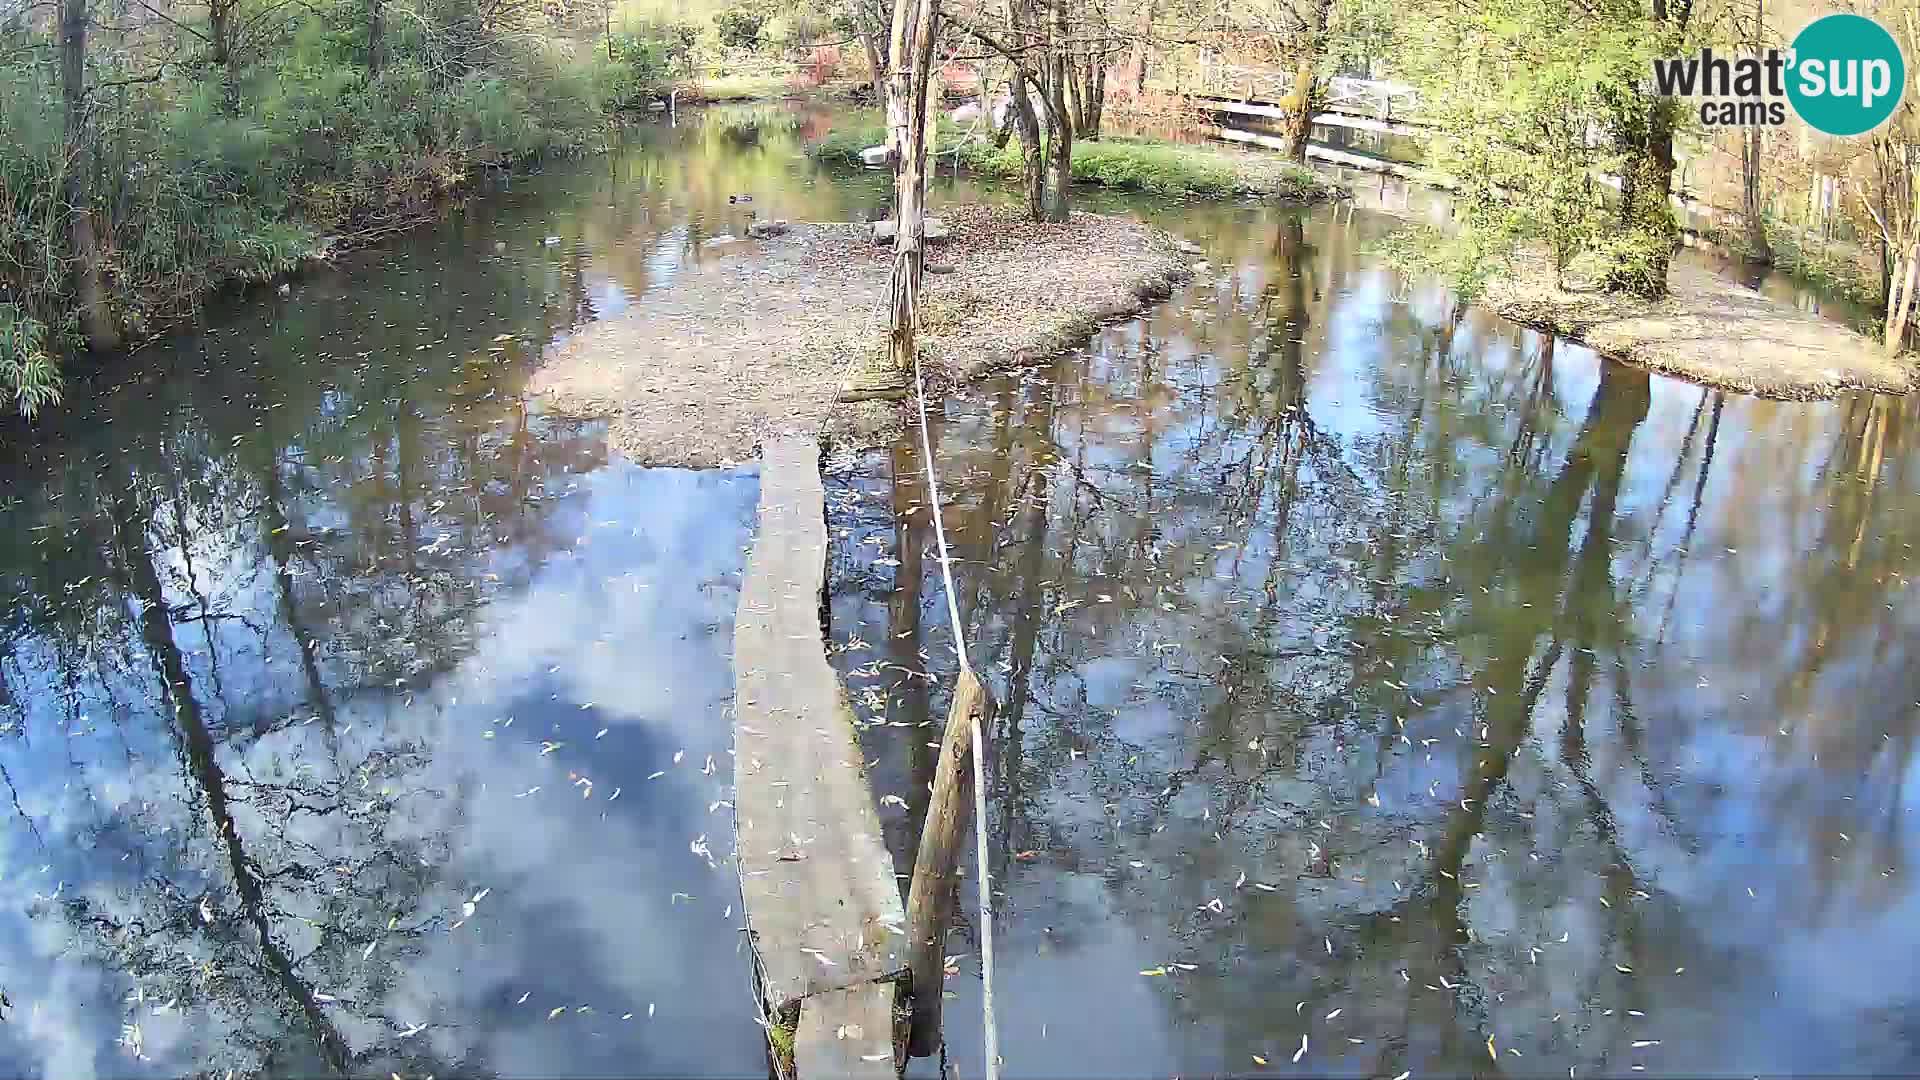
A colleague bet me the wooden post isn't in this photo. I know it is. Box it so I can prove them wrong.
[903,668,996,1058]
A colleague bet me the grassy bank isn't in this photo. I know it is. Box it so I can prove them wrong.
[806,121,1340,200]
[0,11,702,415]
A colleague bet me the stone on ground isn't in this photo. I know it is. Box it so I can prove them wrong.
[869,218,950,244]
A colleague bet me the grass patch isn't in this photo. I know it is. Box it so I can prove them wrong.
[762,1017,796,1075]
[805,121,1341,200]
[685,72,798,101]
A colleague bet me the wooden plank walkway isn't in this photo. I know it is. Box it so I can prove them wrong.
[1187,95,1430,137]
[733,435,905,1076]
[1214,126,1426,179]
[793,984,899,1079]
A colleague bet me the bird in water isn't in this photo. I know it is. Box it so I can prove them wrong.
[729,194,753,204]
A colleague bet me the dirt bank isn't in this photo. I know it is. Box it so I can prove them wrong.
[531,206,1190,467]
[1485,253,1914,400]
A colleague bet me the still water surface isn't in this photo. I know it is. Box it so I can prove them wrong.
[2,104,1916,1078]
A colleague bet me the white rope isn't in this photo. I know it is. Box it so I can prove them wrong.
[910,349,1001,1080]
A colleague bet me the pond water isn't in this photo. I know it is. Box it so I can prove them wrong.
[2,103,1917,1079]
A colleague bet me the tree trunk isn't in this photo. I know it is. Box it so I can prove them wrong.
[209,0,239,111]
[1069,49,1103,139]
[882,0,938,379]
[1887,243,1917,356]
[1088,52,1105,137]
[1010,71,1044,220]
[1005,0,1046,219]
[1041,0,1072,222]
[1042,88,1071,221]
[1278,0,1333,162]
[367,0,385,74]
[1739,0,1769,262]
[1279,62,1312,159]
[60,0,117,353]
[883,0,917,167]
[863,33,886,97]
[1608,95,1679,299]
[1604,0,1691,299]
[1066,51,1084,134]
[1741,126,1769,261]
[209,1,231,66]
[1132,0,1152,98]
[991,79,1015,150]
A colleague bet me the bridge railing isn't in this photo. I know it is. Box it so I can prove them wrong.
[1190,62,1421,120]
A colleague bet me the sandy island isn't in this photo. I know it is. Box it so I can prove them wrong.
[1486,252,1914,400]
[529,205,1190,467]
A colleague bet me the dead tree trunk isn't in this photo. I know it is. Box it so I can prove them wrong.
[61,0,118,353]
[904,669,997,1057]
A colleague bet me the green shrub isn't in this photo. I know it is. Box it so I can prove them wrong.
[1765,227,1881,308]
[0,304,59,417]
[606,25,695,109]
[806,121,1315,199]
[806,123,888,166]
[713,4,772,48]
[1069,142,1239,196]
[0,25,611,414]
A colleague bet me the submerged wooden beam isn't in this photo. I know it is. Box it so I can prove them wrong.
[733,435,906,1074]
[904,668,996,1058]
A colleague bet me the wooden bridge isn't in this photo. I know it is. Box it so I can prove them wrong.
[732,435,995,1078]
[1175,70,1430,176]
[734,436,905,1078]
[1184,67,1423,127]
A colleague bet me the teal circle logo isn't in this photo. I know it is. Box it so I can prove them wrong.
[1787,14,1906,136]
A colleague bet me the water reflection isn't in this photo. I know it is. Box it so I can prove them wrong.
[834,204,1920,1078]
[0,112,823,1077]
[4,101,1917,1079]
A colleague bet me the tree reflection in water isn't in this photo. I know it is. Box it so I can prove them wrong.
[837,205,1920,1079]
